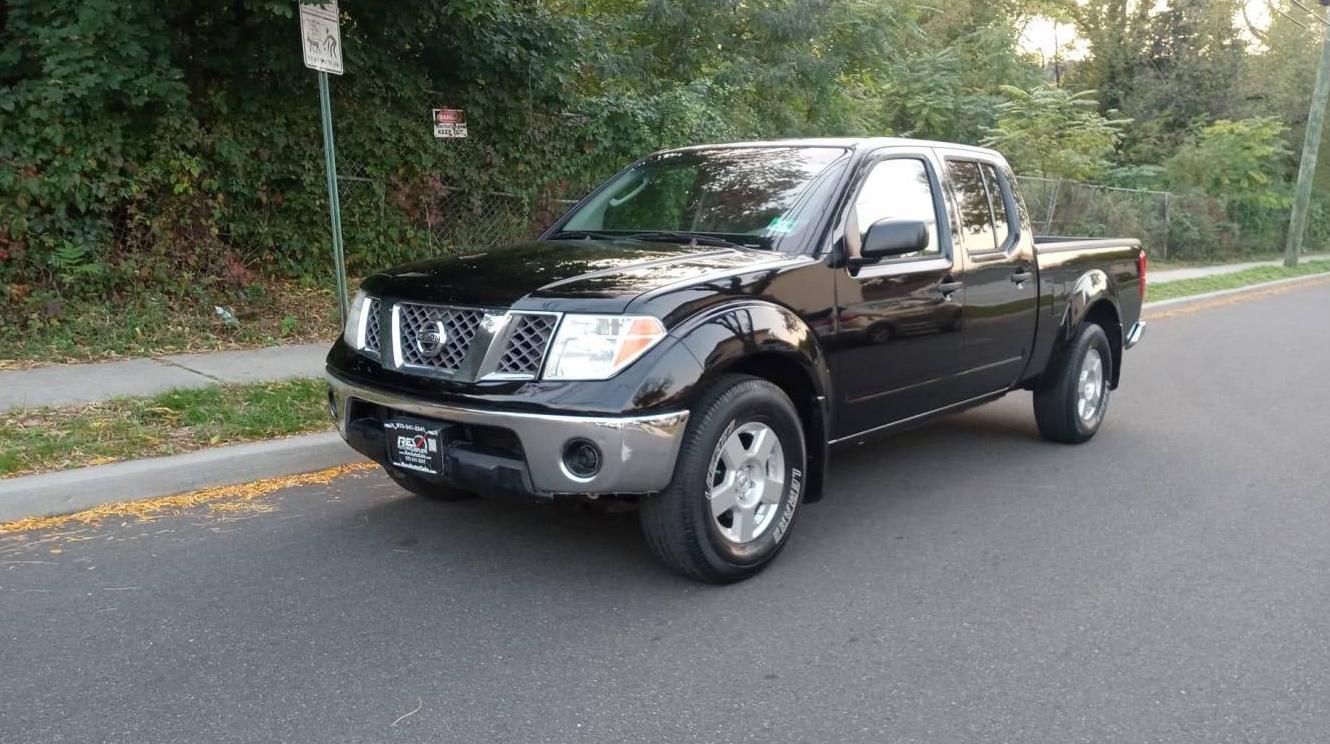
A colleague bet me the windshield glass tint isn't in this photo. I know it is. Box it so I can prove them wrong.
[561,147,848,249]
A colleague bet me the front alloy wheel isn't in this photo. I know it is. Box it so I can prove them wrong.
[640,374,806,583]
[708,421,786,544]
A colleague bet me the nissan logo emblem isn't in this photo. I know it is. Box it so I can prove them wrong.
[415,321,449,357]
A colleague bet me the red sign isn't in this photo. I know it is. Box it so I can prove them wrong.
[432,109,467,138]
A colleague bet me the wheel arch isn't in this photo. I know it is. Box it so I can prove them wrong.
[1082,300,1123,388]
[1060,270,1124,389]
[675,302,832,503]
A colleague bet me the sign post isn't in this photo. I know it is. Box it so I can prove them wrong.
[299,1,349,323]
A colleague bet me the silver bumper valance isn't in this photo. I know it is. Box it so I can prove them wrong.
[326,372,689,495]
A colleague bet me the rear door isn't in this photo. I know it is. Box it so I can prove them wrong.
[830,147,965,438]
[941,154,1039,397]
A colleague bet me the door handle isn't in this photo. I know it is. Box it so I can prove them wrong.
[937,280,963,300]
[1011,270,1033,285]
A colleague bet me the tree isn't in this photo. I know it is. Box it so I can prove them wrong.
[1118,0,1247,163]
[983,85,1129,180]
[1165,118,1292,210]
[1062,0,1153,112]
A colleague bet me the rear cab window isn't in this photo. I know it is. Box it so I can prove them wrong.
[981,164,1012,249]
[945,159,1017,255]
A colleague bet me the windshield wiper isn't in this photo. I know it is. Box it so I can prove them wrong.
[624,231,763,250]
[545,230,617,242]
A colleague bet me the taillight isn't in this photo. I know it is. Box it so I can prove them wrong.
[1137,249,1148,299]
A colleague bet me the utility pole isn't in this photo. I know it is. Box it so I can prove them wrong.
[1285,0,1330,268]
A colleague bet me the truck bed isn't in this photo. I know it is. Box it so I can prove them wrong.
[1023,235,1146,390]
[1034,235,1144,253]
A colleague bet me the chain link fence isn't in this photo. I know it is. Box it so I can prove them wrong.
[1015,176,1295,261]
[336,159,388,258]
[1017,176,1174,259]
[330,163,1277,265]
[332,131,610,263]
[421,189,532,252]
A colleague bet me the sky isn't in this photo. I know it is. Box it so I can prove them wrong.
[1018,1,1278,62]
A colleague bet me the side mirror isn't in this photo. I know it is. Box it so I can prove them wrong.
[861,218,930,261]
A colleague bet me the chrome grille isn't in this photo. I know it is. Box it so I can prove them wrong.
[363,298,382,356]
[496,314,558,376]
[396,303,485,372]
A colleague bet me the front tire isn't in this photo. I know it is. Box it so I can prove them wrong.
[384,466,477,501]
[1034,323,1113,444]
[640,375,807,583]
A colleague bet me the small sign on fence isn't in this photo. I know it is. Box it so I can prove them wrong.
[300,1,343,75]
[432,108,468,139]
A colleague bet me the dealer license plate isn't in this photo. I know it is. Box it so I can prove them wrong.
[386,419,445,476]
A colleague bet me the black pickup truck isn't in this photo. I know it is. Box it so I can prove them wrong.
[326,138,1146,583]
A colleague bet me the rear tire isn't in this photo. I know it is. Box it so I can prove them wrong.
[385,466,477,501]
[1034,323,1113,444]
[640,375,807,583]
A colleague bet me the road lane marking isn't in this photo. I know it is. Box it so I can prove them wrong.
[0,462,376,535]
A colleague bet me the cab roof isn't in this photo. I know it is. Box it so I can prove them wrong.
[663,137,1002,159]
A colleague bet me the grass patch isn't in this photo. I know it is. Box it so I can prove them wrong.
[1148,260,1330,302]
[0,378,332,478]
[0,281,341,369]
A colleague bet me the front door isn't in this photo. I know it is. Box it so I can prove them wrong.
[942,157,1039,397]
[830,151,965,438]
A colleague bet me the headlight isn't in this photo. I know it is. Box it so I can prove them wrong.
[544,315,667,380]
[342,290,372,349]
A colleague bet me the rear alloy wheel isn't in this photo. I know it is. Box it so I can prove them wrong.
[1075,348,1106,423]
[385,466,477,502]
[640,375,806,583]
[1034,322,1113,444]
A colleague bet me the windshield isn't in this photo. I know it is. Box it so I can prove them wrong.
[557,146,849,251]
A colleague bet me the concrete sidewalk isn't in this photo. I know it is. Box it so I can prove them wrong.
[1149,253,1330,283]
[2,254,1328,412]
[0,343,328,411]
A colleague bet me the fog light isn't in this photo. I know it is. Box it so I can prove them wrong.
[562,439,602,480]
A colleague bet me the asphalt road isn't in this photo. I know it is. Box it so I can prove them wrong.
[4,281,1330,744]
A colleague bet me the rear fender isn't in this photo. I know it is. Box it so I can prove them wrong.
[1060,269,1124,386]
[1062,271,1120,338]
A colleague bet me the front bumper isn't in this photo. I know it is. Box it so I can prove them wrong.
[326,371,689,498]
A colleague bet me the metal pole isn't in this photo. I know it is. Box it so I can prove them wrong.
[318,71,350,322]
[1045,180,1061,234]
[1285,2,1330,268]
[1162,192,1171,262]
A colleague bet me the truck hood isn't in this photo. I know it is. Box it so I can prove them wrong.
[361,239,789,312]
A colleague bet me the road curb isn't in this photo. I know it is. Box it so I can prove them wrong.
[0,432,363,524]
[1145,271,1330,311]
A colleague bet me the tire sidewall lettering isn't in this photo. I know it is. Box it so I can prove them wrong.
[772,466,801,543]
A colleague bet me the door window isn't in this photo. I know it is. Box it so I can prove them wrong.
[947,160,998,253]
[852,158,941,260]
[981,163,1013,250]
